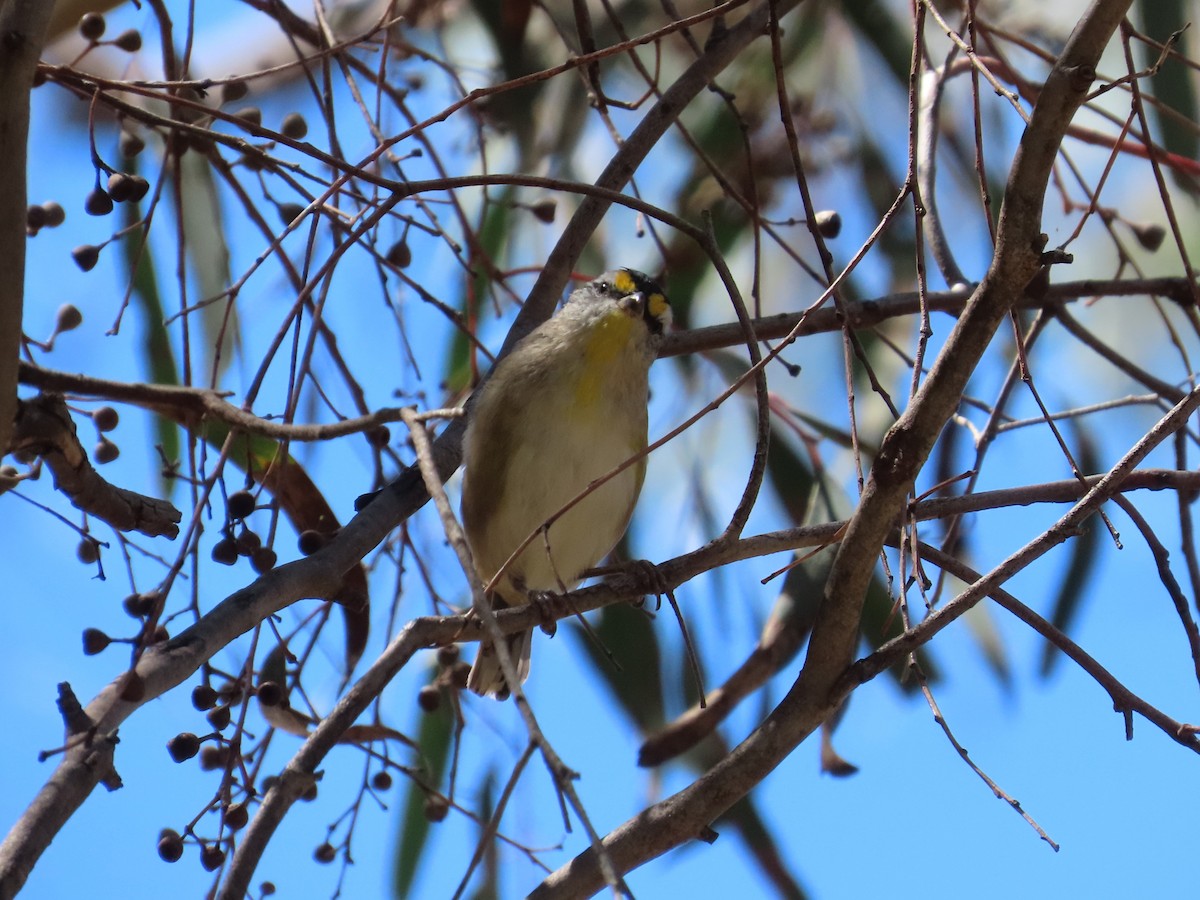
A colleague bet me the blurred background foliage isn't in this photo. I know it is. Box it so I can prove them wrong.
[9,0,1200,896]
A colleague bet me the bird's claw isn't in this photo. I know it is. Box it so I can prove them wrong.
[626,559,668,610]
[528,590,559,636]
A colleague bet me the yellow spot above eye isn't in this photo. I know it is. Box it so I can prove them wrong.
[612,270,637,295]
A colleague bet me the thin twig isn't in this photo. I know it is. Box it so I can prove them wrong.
[912,655,1060,850]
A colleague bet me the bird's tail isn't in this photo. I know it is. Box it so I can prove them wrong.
[467,629,533,698]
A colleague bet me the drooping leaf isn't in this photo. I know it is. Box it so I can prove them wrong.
[467,0,540,162]
[153,410,371,674]
[840,0,914,84]
[685,733,810,898]
[1039,418,1102,676]
[447,188,515,395]
[1140,1,1199,188]
[819,698,859,777]
[120,176,180,495]
[176,149,237,382]
[571,599,666,733]
[256,639,315,737]
[468,771,500,900]
[962,601,1012,688]
[720,792,810,900]
[217,424,371,675]
[393,685,454,899]
[762,406,817,524]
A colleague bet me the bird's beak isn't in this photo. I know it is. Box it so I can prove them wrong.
[617,291,647,317]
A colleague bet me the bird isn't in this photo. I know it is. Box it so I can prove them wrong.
[461,268,671,697]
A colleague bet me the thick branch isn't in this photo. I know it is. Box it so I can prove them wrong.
[538,364,1190,900]
[806,0,1131,705]
[0,0,804,891]
[0,0,54,459]
[643,470,1200,763]
[16,275,1191,445]
[663,276,1196,358]
[531,2,1136,894]
[0,452,432,893]
[222,460,1200,893]
[2,465,1187,895]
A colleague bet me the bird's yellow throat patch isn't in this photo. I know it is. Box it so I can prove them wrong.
[574,310,635,409]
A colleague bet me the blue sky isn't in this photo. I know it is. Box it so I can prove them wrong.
[5,3,1200,899]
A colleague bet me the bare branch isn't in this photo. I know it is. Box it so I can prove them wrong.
[7,394,181,538]
[531,3,1137,894]
[8,0,1200,895]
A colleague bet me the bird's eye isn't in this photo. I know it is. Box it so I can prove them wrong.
[597,281,612,294]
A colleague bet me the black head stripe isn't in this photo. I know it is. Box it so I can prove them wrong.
[596,268,670,333]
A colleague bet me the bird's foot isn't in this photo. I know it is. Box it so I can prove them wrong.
[527,590,560,637]
[626,559,669,611]
[586,559,669,610]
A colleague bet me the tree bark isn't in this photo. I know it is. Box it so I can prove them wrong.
[0,0,53,457]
